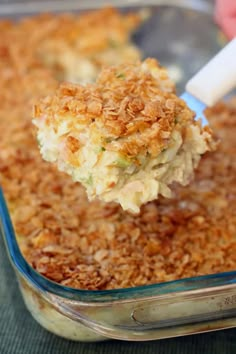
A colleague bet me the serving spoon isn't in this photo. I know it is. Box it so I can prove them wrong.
[180,38,236,126]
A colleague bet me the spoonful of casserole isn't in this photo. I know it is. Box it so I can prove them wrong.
[33,41,235,213]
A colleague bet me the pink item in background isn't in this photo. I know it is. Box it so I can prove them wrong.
[215,0,236,39]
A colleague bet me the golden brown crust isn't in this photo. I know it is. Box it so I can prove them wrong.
[33,59,195,157]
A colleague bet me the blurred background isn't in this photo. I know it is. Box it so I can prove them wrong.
[0,0,226,93]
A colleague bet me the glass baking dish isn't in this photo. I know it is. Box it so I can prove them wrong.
[1,0,236,342]
[1,187,236,341]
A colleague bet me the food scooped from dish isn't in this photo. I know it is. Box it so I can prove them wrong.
[33,59,215,213]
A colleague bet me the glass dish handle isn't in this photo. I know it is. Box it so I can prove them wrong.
[50,286,236,340]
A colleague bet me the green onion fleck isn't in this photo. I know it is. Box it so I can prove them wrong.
[114,157,131,168]
[108,39,118,48]
[105,137,113,143]
[86,175,93,186]
[116,73,126,79]
[37,137,42,148]
[95,146,106,153]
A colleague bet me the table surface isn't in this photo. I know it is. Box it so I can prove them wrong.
[0,233,236,354]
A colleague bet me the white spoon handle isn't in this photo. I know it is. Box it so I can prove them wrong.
[186,38,236,106]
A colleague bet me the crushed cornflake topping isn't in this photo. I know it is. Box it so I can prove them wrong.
[0,8,236,290]
[33,58,192,157]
